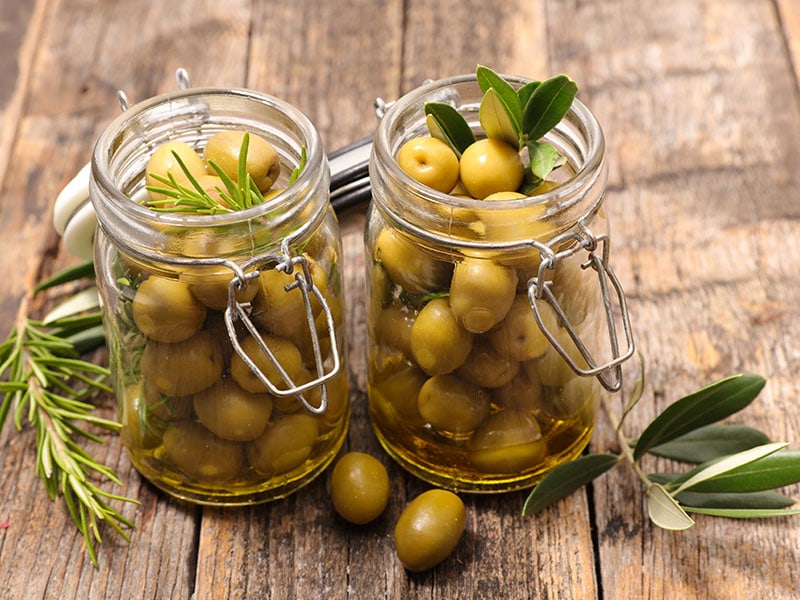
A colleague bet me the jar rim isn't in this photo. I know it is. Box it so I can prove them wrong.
[90,86,326,228]
[371,72,606,241]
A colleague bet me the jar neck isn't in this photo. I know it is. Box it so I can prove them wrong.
[369,74,607,249]
[90,88,329,263]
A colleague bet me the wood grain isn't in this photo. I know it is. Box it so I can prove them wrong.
[1,0,799,598]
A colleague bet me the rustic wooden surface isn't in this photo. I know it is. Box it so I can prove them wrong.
[1,0,799,598]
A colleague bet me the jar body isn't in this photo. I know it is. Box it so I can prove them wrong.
[91,89,348,505]
[366,75,614,492]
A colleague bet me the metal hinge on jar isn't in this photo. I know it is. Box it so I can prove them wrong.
[527,222,635,392]
[222,244,342,416]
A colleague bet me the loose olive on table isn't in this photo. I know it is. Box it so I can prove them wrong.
[394,489,467,572]
[329,452,390,525]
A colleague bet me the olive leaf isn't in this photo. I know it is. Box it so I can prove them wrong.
[479,88,520,148]
[668,449,800,494]
[476,65,521,134]
[522,74,579,142]
[424,102,476,156]
[669,442,787,495]
[646,483,695,530]
[683,506,800,519]
[522,453,620,516]
[633,373,766,460]
[617,350,647,432]
[34,260,95,293]
[527,141,564,181]
[516,81,541,113]
[42,287,100,324]
[648,424,771,463]
[675,489,796,510]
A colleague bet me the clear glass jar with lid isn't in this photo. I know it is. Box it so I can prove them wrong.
[90,87,349,505]
[365,73,634,492]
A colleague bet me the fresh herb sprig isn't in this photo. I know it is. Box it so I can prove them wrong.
[0,261,137,564]
[523,371,800,529]
[146,132,265,214]
[424,65,578,192]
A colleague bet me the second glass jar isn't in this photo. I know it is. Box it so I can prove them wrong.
[366,74,629,492]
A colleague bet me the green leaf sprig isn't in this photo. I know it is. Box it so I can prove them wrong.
[146,132,304,214]
[523,372,800,529]
[0,261,137,565]
[424,65,578,192]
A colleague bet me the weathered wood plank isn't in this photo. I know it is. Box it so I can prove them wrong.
[547,0,800,598]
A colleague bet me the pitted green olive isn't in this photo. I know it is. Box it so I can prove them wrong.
[491,369,543,412]
[417,374,490,434]
[330,452,390,525]
[162,420,244,483]
[538,375,600,422]
[145,141,207,203]
[477,192,553,246]
[488,295,558,362]
[192,377,273,441]
[251,258,328,338]
[132,275,207,343]
[374,228,451,295]
[246,413,320,476]
[459,138,524,199]
[456,337,520,389]
[204,130,280,193]
[410,298,474,376]
[229,333,304,394]
[139,330,224,397]
[449,257,518,333]
[397,136,460,193]
[467,410,547,473]
[394,489,466,572]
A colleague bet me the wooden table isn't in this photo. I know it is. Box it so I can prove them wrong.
[2,0,799,598]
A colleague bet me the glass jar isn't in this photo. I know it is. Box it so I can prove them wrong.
[365,74,633,492]
[90,88,349,505]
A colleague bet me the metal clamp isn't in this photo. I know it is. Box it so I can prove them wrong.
[223,246,341,415]
[527,222,635,392]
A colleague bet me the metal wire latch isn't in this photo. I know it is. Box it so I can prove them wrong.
[527,222,635,392]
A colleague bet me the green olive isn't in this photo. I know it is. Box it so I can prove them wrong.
[204,130,280,193]
[250,258,327,338]
[229,333,304,394]
[491,369,544,412]
[417,374,490,434]
[488,295,558,362]
[181,267,260,312]
[458,138,524,199]
[374,227,451,295]
[449,257,518,333]
[369,364,427,425]
[410,298,474,376]
[192,376,273,441]
[526,321,593,387]
[538,375,600,422]
[140,330,224,397]
[329,452,390,524]
[120,382,166,450]
[145,141,207,204]
[246,413,320,476]
[477,192,553,246]
[456,336,520,388]
[162,421,244,483]
[132,275,207,343]
[375,302,417,357]
[394,489,466,572]
[467,410,547,473]
[397,136,460,193]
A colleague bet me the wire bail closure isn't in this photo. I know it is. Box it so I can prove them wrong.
[223,244,341,416]
[527,222,635,392]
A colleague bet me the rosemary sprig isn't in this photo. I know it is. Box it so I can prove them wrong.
[0,262,137,565]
